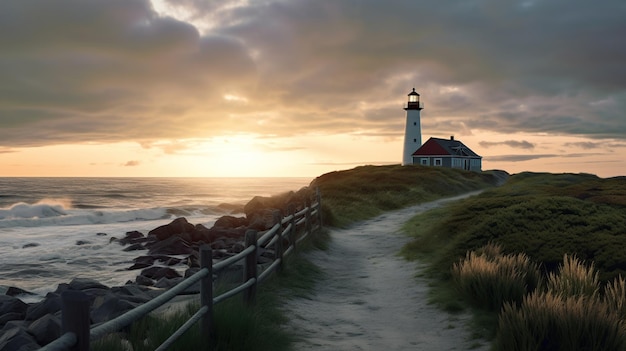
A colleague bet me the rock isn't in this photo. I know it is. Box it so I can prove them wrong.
[4,287,34,297]
[91,293,137,325]
[0,326,39,351]
[0,313,23,328]
[21,243,39,249]
[229,243,245,254]
[27,314,61,345]
[148,217,195,241]
[147,236,193,256]
[0,296,27,320]
[118,231,150,245]
[248,209,279,231]
[140,267,181,280]
[68,278,109,291]
[75,240,91,245]
[213,215,248,229]
[126,262,152,271]
[217,202,244,213]
[154,277,183,289]
[96,232,108,236]
[135,275,154,287]
[110,285,153,304]
[25,293,61,321]
[122,243,146,252]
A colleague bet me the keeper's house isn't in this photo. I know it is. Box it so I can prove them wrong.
[412,136,482,171]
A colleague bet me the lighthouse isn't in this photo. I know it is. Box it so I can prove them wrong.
[402,88,423,165]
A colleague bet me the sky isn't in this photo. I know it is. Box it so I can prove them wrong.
[1,0,625,178]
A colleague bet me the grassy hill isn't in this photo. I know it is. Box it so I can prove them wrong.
[402,171,626,282]
[310,164,506,228]
[401,171,626,350]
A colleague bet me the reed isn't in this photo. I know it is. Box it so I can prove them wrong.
[546,254,599,298]
[496,291,626,351]
[452,243,541,311]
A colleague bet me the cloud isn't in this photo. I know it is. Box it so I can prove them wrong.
[479,140,535,150]
[1,0,625,149]
[487,154,557,162]
[564,141,626,150]
[123,160,141,167]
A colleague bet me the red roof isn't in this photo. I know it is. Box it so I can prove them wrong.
[412,137,481,157]
[412,138,449,156]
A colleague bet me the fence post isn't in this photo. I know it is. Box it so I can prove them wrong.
[244,229,258,306]
[305,197,312,237]
[200,245,214,342]
[316,187,322,231]
[61,290,90,351]
[273,211,284,272]
[288,204,297,253]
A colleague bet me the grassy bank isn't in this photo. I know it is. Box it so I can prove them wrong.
[401,171,626,349]
[311,164,505,228]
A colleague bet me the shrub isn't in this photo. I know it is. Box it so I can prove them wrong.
[496,291,626,351]
[452,243,541,311]
[546,254,599,298]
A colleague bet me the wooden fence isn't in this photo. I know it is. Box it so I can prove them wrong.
[39,189,323,351]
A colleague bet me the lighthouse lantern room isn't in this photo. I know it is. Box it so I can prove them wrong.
[402,88,423,165]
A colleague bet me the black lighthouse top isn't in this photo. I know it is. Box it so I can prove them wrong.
[405,88,423,110]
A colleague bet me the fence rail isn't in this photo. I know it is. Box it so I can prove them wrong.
[39,188,322,351]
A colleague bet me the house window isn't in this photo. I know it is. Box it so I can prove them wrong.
[420,158,429,165]
[434,158,442,166]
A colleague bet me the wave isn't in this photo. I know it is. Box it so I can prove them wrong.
[0,202,227,229]
[0,202,68,220]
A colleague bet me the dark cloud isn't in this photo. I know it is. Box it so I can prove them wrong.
[479,140,535,150]
[1,0,625,148]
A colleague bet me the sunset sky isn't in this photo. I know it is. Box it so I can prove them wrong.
[1,0,625,178]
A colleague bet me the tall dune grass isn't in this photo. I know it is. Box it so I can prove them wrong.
[453,245,626,350]
[497,291,626,351]
[452,243,540,311]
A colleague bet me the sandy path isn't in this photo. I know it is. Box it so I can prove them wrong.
[284,191,489,351]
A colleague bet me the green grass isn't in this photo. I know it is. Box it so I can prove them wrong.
[311,164,504,228]
[401,172,626,349]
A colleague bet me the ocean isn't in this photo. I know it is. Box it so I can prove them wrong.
[0,177,311,302]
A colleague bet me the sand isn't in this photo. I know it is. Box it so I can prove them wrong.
[283,191,490,351]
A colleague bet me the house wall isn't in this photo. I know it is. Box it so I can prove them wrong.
[413,156,482,171]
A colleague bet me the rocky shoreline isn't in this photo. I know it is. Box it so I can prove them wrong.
[0,187,313,351]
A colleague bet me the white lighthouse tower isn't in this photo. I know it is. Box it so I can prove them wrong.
[402,88,423,165]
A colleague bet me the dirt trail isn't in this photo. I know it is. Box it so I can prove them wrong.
[284,191,489,351]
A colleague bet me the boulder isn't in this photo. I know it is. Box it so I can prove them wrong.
[213,215,248,229]
[122,243,146,252]
[68,278,109,291]
[27,314,61,346]
[217,202,244,213]
[91,293,137,325]
[140,267,181,281]
[21,243,39,249]
[0,326,39,351]
[120,230,144,244]
[25,293,61,321]
[135,275,154,287]
[0,296,27,320]
[147,236,193,256]
[248,209,279,231]
[154,277,183,289]
[0,313,22,328]
[148,217,194,241]
[4,287,34,298]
